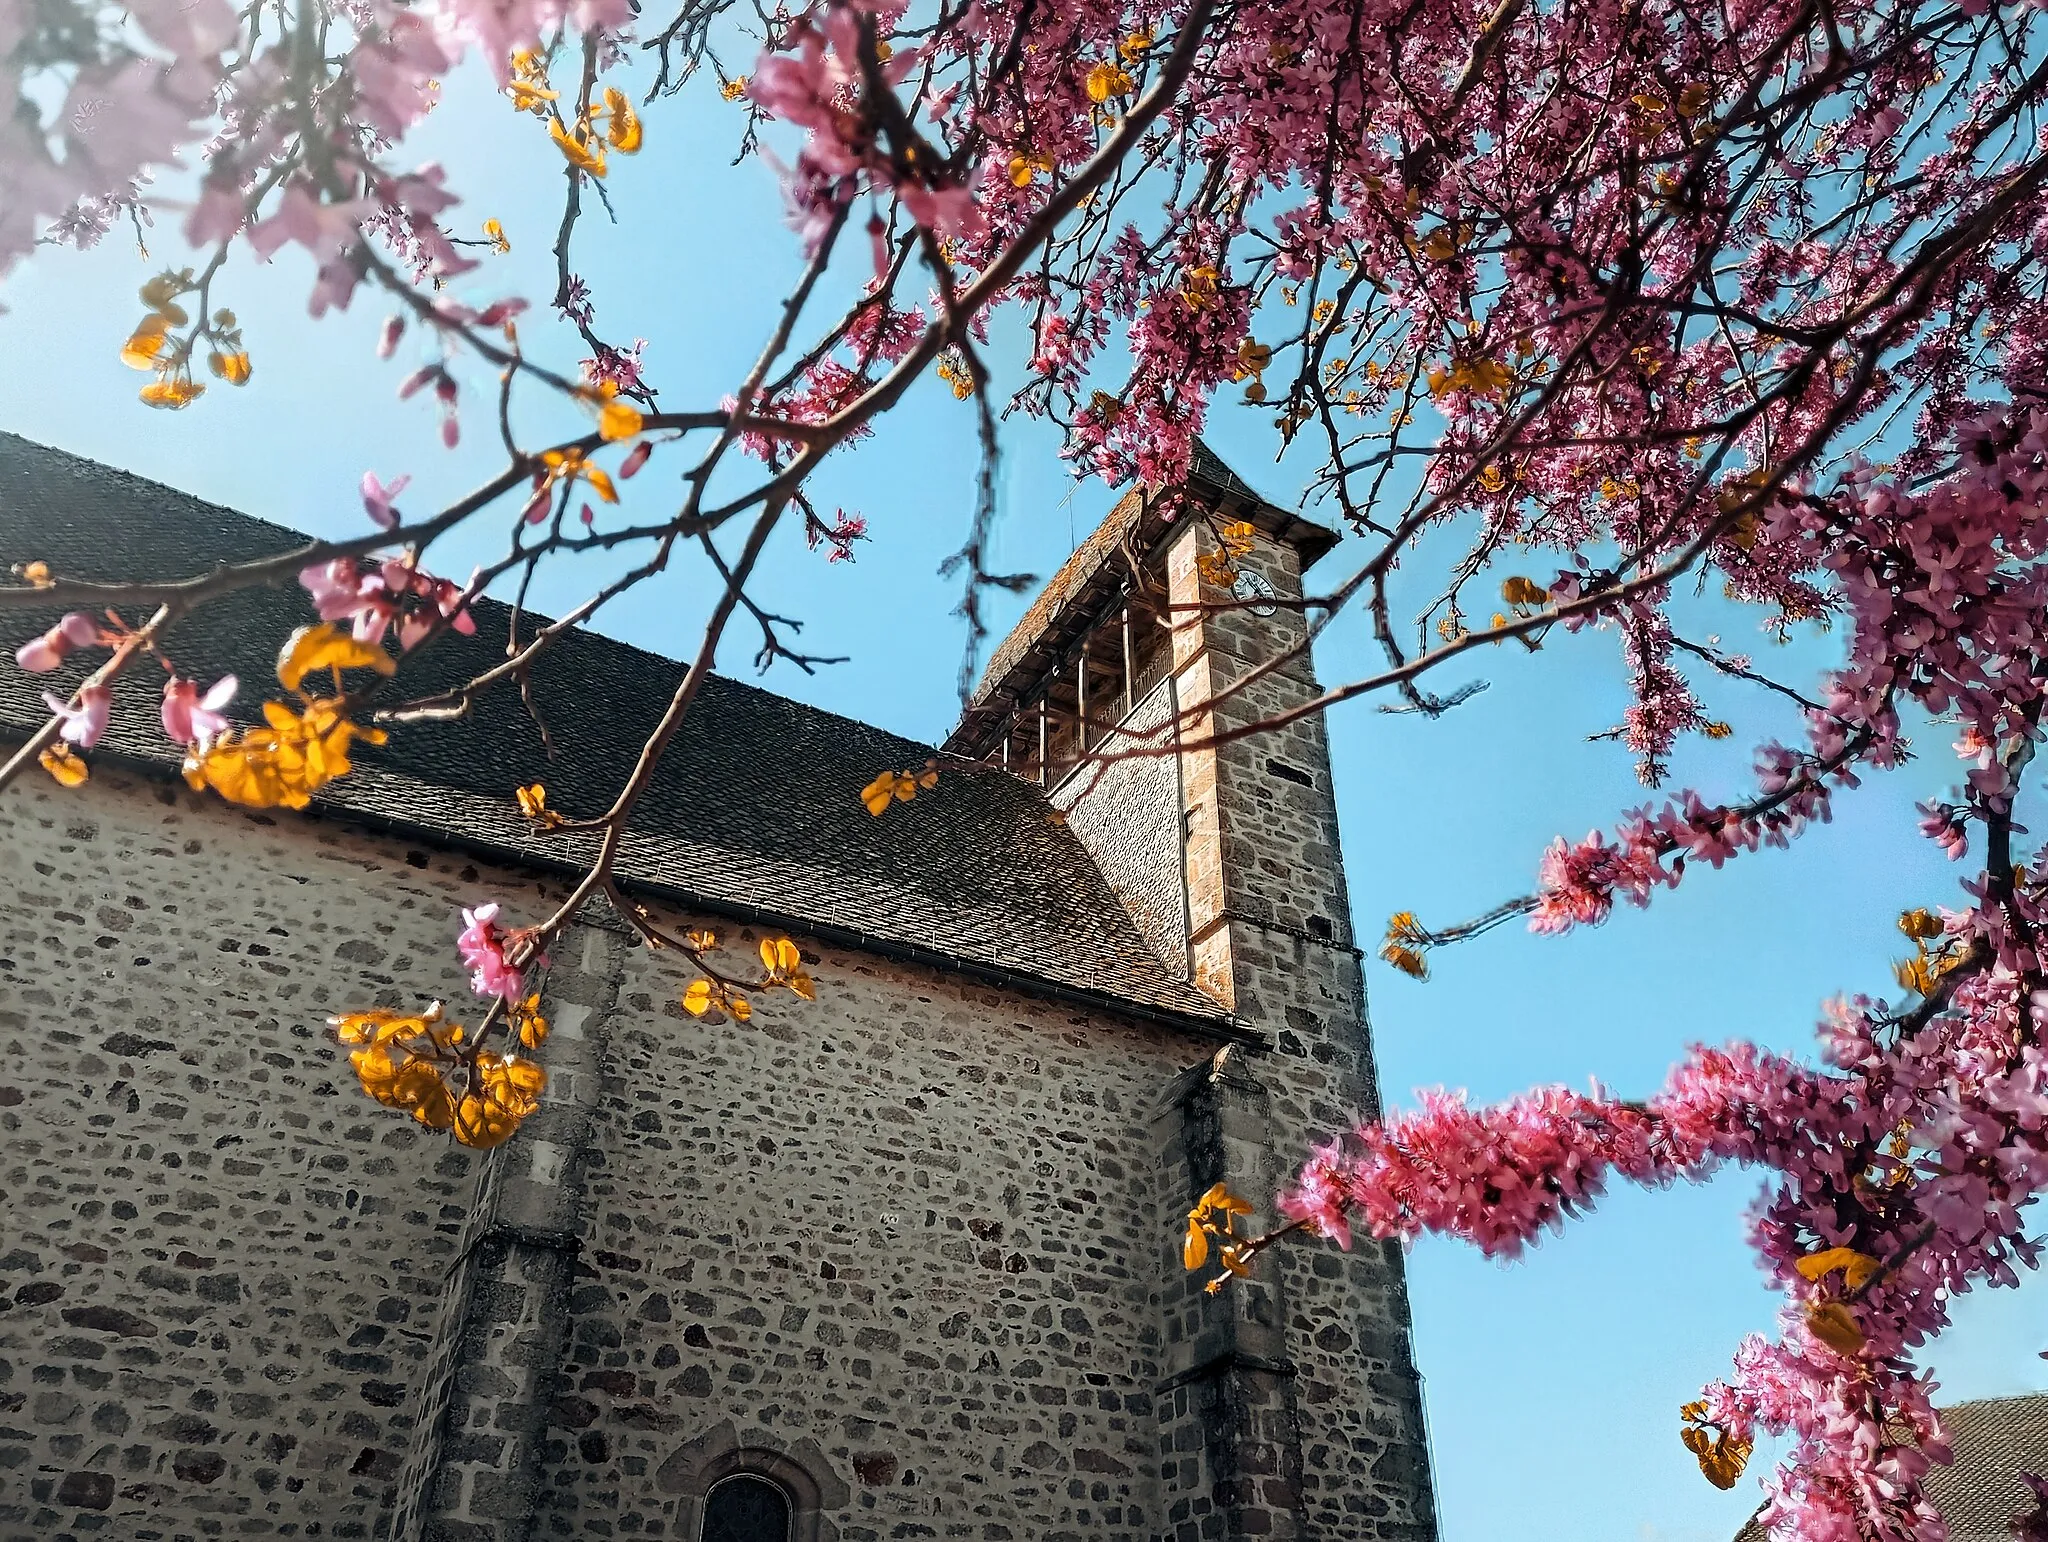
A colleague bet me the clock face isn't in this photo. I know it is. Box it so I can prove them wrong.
[1231,568,1280,617]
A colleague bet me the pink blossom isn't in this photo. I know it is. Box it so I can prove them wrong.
[247,182,373,264]
[299,554,474,650]
[160,674,236,746]
[360,471,410,529]
[14,612,104,673]
[457,903,523,1000]
[184,180,247,247]
[43,685,111,748]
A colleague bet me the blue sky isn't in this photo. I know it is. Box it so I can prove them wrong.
[3,47,2043,1542]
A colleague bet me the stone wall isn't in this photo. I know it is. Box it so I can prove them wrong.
[533,901,1222,1542]
[1053,680,1188,978]
[0,764,536,1541]
[0,766,1242,1542]
[1161,521,1439,1542]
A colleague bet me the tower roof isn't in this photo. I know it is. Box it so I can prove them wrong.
[0,433,1240,1034]
[946,440,1335,757]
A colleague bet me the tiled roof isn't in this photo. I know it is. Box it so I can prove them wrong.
[0,433,1236,1032]
[1734,1392,2048,1542]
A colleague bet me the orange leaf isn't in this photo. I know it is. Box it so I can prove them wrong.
[277,622,395,691]
[38,742,87,787]
[1804,1301,1866,1355]
[603,87,642,151]
[598,399,643,442]
[549,119,607,176]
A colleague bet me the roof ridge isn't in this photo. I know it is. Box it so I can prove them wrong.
[0,431,964,761]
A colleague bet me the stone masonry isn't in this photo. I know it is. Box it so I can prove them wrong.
[0,449,1435,1542]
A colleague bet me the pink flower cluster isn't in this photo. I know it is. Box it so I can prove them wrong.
[1287,994,2048,1541]
[457,903,524,1000]
[748,6,979,251]
[1300,402,2048,1541]
[300,554,477,653]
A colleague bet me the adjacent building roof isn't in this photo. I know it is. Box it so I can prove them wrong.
[0,433,1236,1032]
[1734,1393,2048,1542]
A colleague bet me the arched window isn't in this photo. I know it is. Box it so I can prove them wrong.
[700,1473,792,1542]
[657,1421,844,1542]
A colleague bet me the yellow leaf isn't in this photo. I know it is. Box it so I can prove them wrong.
[684,929,717,952]
[483,218,511,253]
[38,742,87,787]
[1380,942,1429,979]
[787,969,817,1001]
[1218,1244,1253,1278]
[862,771,904,816]
[451,1093,522,1148]
[139,271,187,309]
[721,76,748,100]
[683,978,715,1016]
[121,318,170,369]
[517,782,548,819]
[762,937,800,974]
[1898,908,1942,939]
[1008,156,1036,188]
[182,697,381,810]
[603,86,642,151]
[1796,1247,1883,1291]
[1084,61,1134,102]
[1501,575,1548,606]
[584,465,618,504]
[1696,1435,1750,1489]
[1805,1300,1866,1355]
[729,994,752,1022]
[1183,1219,1209,1271]
[476,1051,546,1117]
[1196,1182,1252,1217]
[915,758,940,790]
[549,119,607,176]
[277,622,396,691]
[1680,1406,1752,1489]
[1894,954,1933,996]
[1676,82,1712,118]
[139,375,204,409]
[598,399,643,442]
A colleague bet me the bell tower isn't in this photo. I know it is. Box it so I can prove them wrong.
[945,443,1437,1542]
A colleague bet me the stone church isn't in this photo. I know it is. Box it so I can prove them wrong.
[0,432,1436,1542]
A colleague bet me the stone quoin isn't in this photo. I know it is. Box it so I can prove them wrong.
[0,433,1436,1542]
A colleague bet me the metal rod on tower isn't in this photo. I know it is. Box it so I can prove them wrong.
[1037,697,1048,786]
[1001,713,1012,771]
[1121,603,1135,717]
[1075,645,1089,756]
